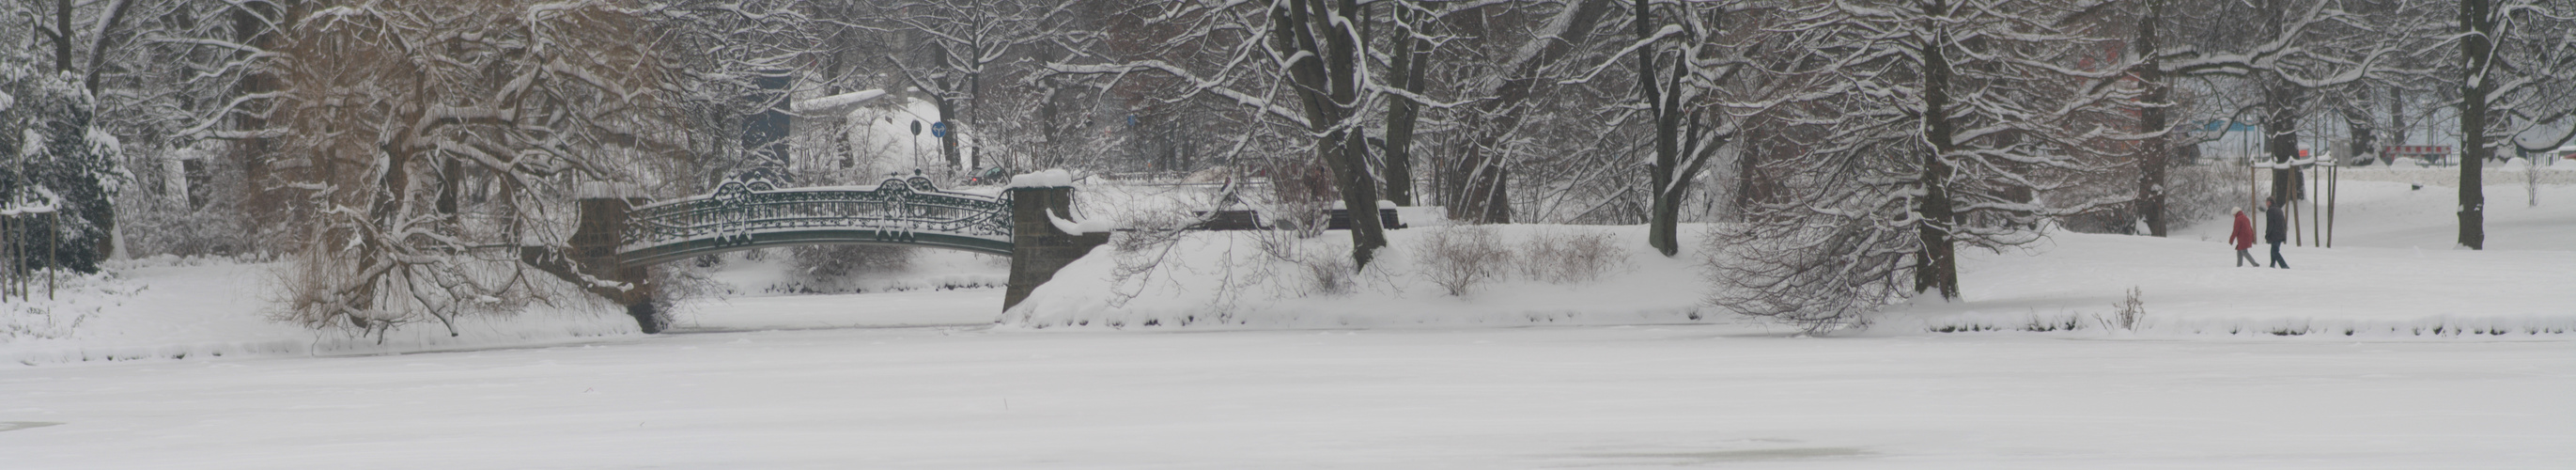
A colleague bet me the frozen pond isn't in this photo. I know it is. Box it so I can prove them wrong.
[4,288,2569,469]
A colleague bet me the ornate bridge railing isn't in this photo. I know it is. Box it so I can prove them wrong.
[616,176,1015,265]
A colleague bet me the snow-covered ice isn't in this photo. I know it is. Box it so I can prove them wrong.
[3,302,2568,469]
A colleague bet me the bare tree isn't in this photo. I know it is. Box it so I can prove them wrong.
[2452,0,2576,249]
[2158,0,2442,211]
[1374,0,1435,207]
[644,0,817,188]
[266,0,681,336]
[1441,0,1617,225]
[1047,0,1392,269]
[1709,0,2140,330]
[1622,0,1735,257]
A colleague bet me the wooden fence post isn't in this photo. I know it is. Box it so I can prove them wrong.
[2327,162,2337,247]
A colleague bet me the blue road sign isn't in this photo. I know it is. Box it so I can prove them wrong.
[931,121,948,138]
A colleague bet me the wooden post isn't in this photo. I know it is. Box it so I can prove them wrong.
[3,215,12,302]
[47,212,57,300]
[7,214,17,301]
[2,215,11,302]
[48,212,58,299]
[2291,166,2303,247]
[2327,161,2337,247]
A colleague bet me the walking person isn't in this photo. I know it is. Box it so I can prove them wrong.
[2229,207,2259,267]
[2264,198,2290,269]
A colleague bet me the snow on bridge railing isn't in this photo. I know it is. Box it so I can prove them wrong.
[615,176,1015,256]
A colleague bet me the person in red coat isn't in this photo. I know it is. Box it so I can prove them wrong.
[2228,207,2259,267]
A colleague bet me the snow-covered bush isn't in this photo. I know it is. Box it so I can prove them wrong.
[0,270,121,340]
[272,243,551,338]
[1418,226,1512,296]
[1244,225,1351,297]
[117,145,256,258]
[1265,160,1337,238]
[1518,228,1626,284]
[1,70,124,274]
[1295,248,1355,296]
[2102,287,2148,331]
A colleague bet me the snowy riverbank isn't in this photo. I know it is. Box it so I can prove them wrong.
[0,259,636,367]
[1006,180,2576,337]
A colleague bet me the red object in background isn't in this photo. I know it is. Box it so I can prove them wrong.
[2299,149,2309,157]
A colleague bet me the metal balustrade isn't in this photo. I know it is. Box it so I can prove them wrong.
[615,176,1015,265]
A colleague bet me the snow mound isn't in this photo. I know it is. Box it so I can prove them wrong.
[2,263,639,367]
[1047,210,1116,234]
[1006,168,1076,188]
[998,225,1718,330]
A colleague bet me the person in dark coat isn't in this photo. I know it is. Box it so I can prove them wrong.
[2229,207,2259,267]
[2264,198,2290,269]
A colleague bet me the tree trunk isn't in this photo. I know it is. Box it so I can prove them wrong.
[2345,103,2376,167]
[2456,0,2491,250]
[2134,0,2170,237]
[964,48,984,170]
[2264,77,2303,204]
[437,159,462,215]
[81,0,138,96]
[1637,0,1715,257]
[2387,87,2407,157]
[1640,0,1671,255]
[936,97,960,172]
[1444,0,1614,224]
[1380,4,1429,207]
[53,0,73,72]
[1916,26,1962,301]
[1277,0,1389,269]
[233,0,289,254]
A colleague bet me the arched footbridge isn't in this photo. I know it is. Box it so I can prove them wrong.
[536,176,1106,333]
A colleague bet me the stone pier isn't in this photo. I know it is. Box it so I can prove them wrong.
[1003,185,1109,311]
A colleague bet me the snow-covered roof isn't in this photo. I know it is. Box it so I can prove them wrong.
[790,89,889,116]
[1007,169,1078,188]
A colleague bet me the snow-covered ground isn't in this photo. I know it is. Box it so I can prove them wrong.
[0,259,635,366]
[1001,224,1717,330]
[2177,176,2576,251]
[1885,178,2576,337]
[2,178,2568,467]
